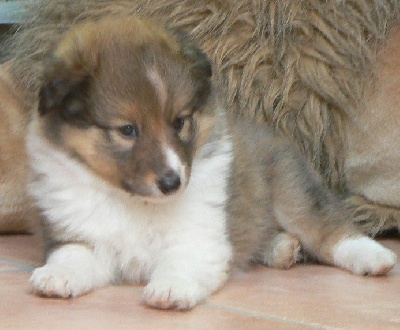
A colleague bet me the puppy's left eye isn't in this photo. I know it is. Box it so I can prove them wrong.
[172,116,186,133]
[118,124,138,138]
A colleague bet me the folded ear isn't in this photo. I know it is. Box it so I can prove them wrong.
[38,69,91,127]
[172,29,212,78]
[38,19,100,125]
[39,74,87,115]
[171,29,212,109]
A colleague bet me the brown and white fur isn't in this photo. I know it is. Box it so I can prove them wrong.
[28,16,397,310]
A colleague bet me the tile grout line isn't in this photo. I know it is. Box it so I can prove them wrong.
[0,266,340,328]
[204,302,338,330]
[124,286,337,328]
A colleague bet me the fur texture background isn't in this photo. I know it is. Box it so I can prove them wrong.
[2,0,400,234]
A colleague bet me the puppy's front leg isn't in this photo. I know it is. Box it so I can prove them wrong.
[30,243,112,298]
[143,235,231,310]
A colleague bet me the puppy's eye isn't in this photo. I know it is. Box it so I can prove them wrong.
[118,124,138,138]
[172,117,186,133]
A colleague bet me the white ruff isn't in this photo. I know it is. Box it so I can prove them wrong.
[27,120,233,309]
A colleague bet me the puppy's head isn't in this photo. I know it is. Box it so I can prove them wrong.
[37,16,214,200]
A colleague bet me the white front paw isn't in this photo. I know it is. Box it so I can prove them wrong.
[143,277,205,310]
[30,265,84,298]
[333,237,397,275]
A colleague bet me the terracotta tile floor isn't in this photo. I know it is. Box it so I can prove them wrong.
[1,234,399,329]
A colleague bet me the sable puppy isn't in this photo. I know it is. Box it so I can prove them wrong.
[28,15,397,310]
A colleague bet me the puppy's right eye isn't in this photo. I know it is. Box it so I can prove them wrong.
[118,124,138,138]
[172,117,186,133]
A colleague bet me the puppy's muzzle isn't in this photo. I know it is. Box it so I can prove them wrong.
[157,170,181,195]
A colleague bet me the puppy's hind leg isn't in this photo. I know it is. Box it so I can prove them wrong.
[30,243,112,298]
[272,148,397,275]
[260,229,303,269]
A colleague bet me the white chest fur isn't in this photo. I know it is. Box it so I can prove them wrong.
[27,125,233,288]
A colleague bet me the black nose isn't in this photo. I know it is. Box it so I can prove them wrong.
[157,171,181,195]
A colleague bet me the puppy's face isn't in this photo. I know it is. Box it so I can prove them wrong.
[37,16,214,199]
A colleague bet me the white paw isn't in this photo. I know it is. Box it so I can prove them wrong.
[143,277,205,310]
[333,237,397,275]
[30,265,83,298]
